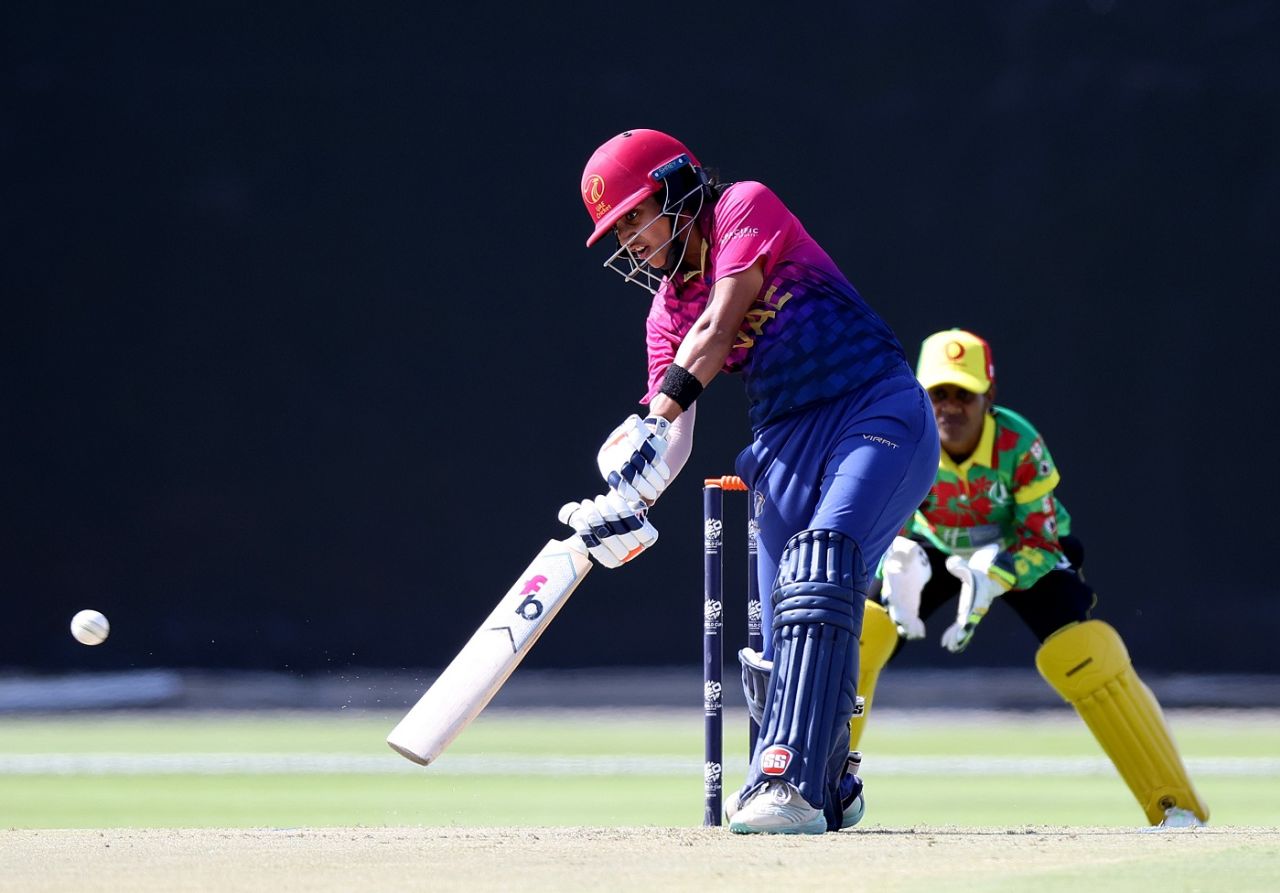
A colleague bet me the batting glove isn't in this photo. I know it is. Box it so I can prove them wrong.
[558,491,658,569]
[597,414,672,505]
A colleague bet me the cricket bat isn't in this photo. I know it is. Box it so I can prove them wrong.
[387,536,593,765]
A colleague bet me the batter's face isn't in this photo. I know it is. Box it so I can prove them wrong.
[928,384,992,460]
[614,197,674,269]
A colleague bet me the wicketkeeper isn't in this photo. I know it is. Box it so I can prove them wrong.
[849,328,1209,828]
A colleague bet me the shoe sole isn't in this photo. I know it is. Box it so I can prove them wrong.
[728,815,827,835]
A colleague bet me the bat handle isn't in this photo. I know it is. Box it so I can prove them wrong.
[555,505,648,560]
[555,505,592,557]
[557,534,590,557]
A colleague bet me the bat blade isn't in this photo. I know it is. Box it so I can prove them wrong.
[387,537,592,766]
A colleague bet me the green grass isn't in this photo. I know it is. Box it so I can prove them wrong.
[1,709,1277,829]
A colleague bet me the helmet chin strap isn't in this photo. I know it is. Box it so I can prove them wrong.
[661,202,709,280]
[657,223,689,278]
[656,182,705,279]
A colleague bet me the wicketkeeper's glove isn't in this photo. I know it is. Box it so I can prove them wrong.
[939,544,1012,653]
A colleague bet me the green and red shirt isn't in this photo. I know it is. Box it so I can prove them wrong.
[908,405,1072,591]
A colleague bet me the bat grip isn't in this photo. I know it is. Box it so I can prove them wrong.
[560,535,590,557]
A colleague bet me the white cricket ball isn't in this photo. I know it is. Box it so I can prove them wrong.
[70,609,110,646]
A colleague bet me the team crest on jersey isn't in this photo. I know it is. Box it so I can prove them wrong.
[760,744,795,775]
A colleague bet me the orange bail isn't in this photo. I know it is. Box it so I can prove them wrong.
[703,475,748,491]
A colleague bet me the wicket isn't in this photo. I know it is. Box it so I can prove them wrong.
[702,475,763,827]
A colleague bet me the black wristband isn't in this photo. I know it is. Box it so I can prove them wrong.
[658,363,704,410]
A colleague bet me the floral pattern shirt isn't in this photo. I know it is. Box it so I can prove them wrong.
[908,406,1072,591]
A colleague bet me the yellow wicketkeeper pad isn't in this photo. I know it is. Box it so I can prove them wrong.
[848,600,898,751]
[1035,619,1208,824]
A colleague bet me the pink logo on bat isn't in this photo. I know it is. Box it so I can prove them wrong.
[516,575,548,620]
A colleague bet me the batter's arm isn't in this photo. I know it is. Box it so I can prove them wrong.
[648,260,765,422]
[656,403,696,485]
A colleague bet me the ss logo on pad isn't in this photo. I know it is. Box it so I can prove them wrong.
[760,745,795,775]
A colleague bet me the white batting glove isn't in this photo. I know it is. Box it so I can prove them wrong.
[939,544,1010,654]
[558,491,658,569]
[597,414,672,505]
[880,536,930,640]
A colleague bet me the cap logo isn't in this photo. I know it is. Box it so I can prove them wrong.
[945,341,966,360]
[584,174,606,205]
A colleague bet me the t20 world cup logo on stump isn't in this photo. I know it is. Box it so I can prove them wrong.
[703,517,723,550]
[704,678,722,714]
[704,760,723,795]
[703,597,723,632]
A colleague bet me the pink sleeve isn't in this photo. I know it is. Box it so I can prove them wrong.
[642,319,677,404]
[641,288,682,403]
[640,279,710,403]
[637,184,795,403]
[709,182,795,279]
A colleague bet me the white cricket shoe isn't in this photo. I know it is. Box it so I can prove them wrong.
[725,787,864,829]
[726,752,866,830]
[842,791,866,828]
[1157,807,1206,829]
[723,789,741,824]
[728,781,826,835]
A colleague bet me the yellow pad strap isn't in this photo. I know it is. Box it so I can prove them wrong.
[848,600,898,751]
[1036,620,1208,824]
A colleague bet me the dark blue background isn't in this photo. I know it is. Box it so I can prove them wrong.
[5,2,1277,673]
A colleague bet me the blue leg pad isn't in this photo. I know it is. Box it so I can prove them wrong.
[741,529,866,830]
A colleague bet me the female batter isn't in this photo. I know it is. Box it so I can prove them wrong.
[560,129,938,833]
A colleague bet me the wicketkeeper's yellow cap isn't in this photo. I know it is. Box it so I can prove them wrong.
[916,329,996,394]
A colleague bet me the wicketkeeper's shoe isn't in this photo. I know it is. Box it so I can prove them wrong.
[728,781,826,835]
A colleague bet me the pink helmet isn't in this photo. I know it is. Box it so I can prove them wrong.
[581,129,702,247]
